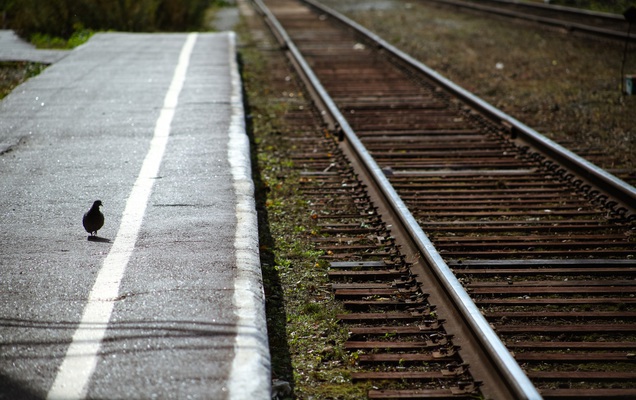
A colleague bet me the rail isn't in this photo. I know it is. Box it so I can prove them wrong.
[251,0,544,398]
[424,0,635,43]
[305,0,636,218]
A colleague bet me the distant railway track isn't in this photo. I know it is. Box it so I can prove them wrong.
[425,0,635,42]
[250,0,636,398]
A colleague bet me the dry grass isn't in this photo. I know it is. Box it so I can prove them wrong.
[322,0,635,182]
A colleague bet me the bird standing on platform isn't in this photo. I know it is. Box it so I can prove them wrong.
[83,200,104,236]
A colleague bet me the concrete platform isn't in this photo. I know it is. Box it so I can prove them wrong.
[0,30,69,64]
[0,32,270,399]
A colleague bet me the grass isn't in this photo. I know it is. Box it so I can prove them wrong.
[237,12,370,399]
[2,0,232,44]
[29,25,95,49]
[0,61,46,99]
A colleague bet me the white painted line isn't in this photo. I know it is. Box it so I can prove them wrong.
[226,31,272,399]
[47,33,198,400]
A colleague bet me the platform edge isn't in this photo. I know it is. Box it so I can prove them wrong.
[226,31,272,400]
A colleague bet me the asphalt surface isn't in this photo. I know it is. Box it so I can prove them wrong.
[0,32,269,399]
[0,30,69,64]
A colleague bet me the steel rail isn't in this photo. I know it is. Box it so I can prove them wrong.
[424,0,635,42]
[305,0,636,218]
[473,0,625,21]
[251,0,543,398]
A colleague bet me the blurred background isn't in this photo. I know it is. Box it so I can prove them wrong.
[0,0,232,47]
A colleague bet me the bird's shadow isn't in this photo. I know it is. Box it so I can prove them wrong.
[87,236,111,243]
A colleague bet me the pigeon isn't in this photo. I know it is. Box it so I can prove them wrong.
[83,200,104,236]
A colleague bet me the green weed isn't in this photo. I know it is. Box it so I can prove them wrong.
[238,13,369,399]
[0,61,46,99]
[2,0,229,41]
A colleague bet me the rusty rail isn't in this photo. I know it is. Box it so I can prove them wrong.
[424,0,635,43]
[250,0,636,398]
[305,0,636,218]
[252,0,543,398]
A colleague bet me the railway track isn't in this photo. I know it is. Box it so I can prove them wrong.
[248,0,636,398]
[424,0,635,42]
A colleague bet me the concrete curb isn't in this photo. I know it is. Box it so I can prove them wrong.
[226,31,272,399]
